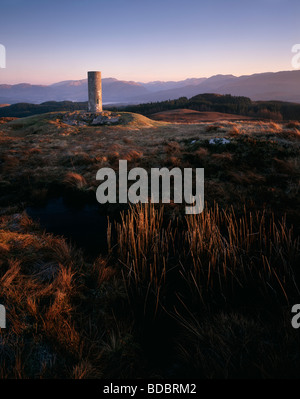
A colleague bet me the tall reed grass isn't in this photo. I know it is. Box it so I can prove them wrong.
[108,203,300,317]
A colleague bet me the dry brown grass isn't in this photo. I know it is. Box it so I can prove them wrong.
[228,170,266,184]
[63,172,87,189]
[1,112,300,378]
[205,124,222,132]
[195,147,209,160]
[109,202,299,312]
[272,157,300,175]
[102,202,300,377]
[164,141,181,153]
[0,216,84,376]
[228,126,241,136]
[269,122,281,131]
[166,156,181,166]
[211,152,233,164]
[0,210,141,378]
[150,109,253,124]
[286,121,300,129]
[123,150,143,162]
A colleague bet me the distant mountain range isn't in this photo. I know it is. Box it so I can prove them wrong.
[1,70,300,105]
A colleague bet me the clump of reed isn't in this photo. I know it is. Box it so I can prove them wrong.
[109,202,300,316]
[63,172,87,190]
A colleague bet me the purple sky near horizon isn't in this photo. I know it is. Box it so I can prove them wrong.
[0,0,299,85]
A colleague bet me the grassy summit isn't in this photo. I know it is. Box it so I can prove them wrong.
[0,114,299,378]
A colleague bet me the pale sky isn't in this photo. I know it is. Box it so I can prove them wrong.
[0,0,299,84]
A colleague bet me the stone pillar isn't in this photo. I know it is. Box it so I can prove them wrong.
[88,71,102,112]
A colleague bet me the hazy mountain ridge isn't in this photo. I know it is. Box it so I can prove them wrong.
[1,70,300,104]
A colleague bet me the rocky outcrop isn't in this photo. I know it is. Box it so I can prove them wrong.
[61,111,121,126]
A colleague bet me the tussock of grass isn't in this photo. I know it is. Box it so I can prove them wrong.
[63,172,87,190]
[0,211,143,378]
[118,112,167,128]
[110,203,299,311]
[1,116,300,378]
[228,125,241,136]
[123,150,143,162]
[0,201,300,378]
[105,203,300,377]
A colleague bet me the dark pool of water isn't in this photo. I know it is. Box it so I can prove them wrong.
[26,197,112,258]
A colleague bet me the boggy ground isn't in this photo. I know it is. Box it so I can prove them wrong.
[0,111,300,378]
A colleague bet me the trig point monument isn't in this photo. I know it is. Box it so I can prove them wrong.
[88,71,102,112]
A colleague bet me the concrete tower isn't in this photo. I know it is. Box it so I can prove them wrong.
[88,71,102,112]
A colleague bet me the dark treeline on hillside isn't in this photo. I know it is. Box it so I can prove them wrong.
[0,101,88,118]
[1,94,300,120]
[111,94,300,121]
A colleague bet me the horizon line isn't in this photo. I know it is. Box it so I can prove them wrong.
[0,69,298,86]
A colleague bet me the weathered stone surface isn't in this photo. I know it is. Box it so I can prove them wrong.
[62,111,121,126]
[88,71,102,112]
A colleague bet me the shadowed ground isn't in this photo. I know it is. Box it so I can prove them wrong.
[0,111,299,378]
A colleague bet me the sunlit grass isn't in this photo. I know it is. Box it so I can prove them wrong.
[0,114,300,378]
[109,203,299,313]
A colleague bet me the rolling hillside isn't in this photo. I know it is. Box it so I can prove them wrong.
[1,70,300,105]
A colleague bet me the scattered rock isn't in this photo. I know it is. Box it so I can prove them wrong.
[209,138,231,145]
[62,111,121,126]
[91,115,120,125]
